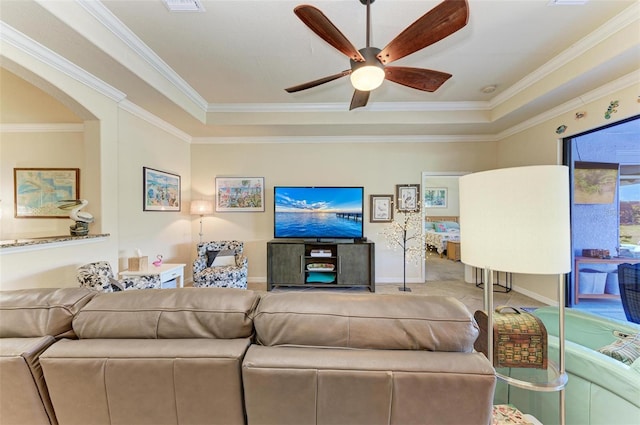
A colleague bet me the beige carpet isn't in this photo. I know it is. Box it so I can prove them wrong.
[250,253,547,314]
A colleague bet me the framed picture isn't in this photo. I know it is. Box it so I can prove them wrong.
[424,187,448,208]
[370,194,394,222]
[14,168,80,218]
[215,176,265,212]
[396,184,420,212]
[574,161,618,204]
[143,167,181,211]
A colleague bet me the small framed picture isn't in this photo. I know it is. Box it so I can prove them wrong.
[396,184,420,212]
[143,167,181,211]
[215,176,265,212]
[369,194,394,223]
[424,187,448,208]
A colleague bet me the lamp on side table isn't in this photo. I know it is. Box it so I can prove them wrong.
[190,200,214,243]
[459,165,571,425]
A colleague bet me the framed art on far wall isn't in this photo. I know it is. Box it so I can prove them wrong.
[215,176,265,212]
[396,184,420,212]
[424,187,448,208]
[370,194,394,222]
[143,167,181,211]
[14,168,80,218]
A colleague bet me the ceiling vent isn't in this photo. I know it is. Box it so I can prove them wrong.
[547,0,588,5]
[163,0,205,12]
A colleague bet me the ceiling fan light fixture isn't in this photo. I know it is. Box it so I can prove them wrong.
[350,47,384,92]
[350,66,385,91]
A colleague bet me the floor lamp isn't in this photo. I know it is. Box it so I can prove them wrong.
[190,200,214,243]
[459,165,571,425]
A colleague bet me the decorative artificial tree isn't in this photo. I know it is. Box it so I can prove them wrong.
[381,203,425,292]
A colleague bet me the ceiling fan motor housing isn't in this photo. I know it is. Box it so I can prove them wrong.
[350,47,383,70]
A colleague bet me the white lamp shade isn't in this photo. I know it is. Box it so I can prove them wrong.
[350,66,385,91]
[459,165,571,275]
[190,200,214,215]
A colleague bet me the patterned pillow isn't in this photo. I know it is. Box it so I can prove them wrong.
[211,249,236,267]
[597,332,640,365]
[435,223,447,232]
[206,250,220,267]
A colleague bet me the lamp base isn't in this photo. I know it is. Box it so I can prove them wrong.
[398,287,412,292]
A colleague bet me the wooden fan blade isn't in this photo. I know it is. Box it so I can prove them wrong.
[377,0,469,65]
[294,5,365,62]
[285,70,351,93]
[349,90,370,110]
[385,67,452,92]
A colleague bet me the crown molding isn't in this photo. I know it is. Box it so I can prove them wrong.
[191,134,497,145]
[490,2,640,108]
[119,100,192,143]
[206,100,489,113]
[0,123,85,133]
[496,71,639,140]
[77,0,208,111]
[0,22,126,103]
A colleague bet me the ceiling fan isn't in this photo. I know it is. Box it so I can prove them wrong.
[285,0,469,110]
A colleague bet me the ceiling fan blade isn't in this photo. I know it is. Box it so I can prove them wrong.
[349,90,370,110]
[285,70,351,93]
[377,0,469,65]
[384,67,452,92]
[294,5,365,62]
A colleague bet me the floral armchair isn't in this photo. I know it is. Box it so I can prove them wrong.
[193,241,248,289]
[76,261,161,292]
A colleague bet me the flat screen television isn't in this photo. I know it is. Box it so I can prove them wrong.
[274,186,364,240]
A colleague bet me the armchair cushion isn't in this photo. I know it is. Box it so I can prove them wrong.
[77,261,160,292]
[194,241,248,289]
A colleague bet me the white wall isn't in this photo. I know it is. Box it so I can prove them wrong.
[116,109,192,276]
[1,131,85,238]
[191,140,497,284]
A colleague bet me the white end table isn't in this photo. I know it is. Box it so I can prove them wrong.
[120,263,185,288]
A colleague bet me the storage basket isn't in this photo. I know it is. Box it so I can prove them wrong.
[474,306,548,369]
[579,269,607,294]
[605,270,620,295]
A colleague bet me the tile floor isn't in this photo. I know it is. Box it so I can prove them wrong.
[250,252,630,323]
[250,253,547,314]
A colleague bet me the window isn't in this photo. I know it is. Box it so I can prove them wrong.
[619,165,640,249]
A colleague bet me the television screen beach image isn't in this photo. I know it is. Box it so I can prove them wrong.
[274,187,364,239]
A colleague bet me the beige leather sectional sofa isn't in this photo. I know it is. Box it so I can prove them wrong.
[0,287,496,425]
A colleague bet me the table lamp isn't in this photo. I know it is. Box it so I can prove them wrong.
[190,200,214,243]
[459,165,571,424]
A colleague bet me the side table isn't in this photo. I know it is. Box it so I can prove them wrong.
[120,263,185,288]
[447,241,461,261]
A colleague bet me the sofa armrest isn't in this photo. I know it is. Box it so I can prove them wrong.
[235,254,248,268]
[534,306,640,350]
[549,334,640,408]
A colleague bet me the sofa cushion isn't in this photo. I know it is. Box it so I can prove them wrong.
[253,292,478,352]
[41,338,250,425]
[73,287,259,339]
[0,288,95,338]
